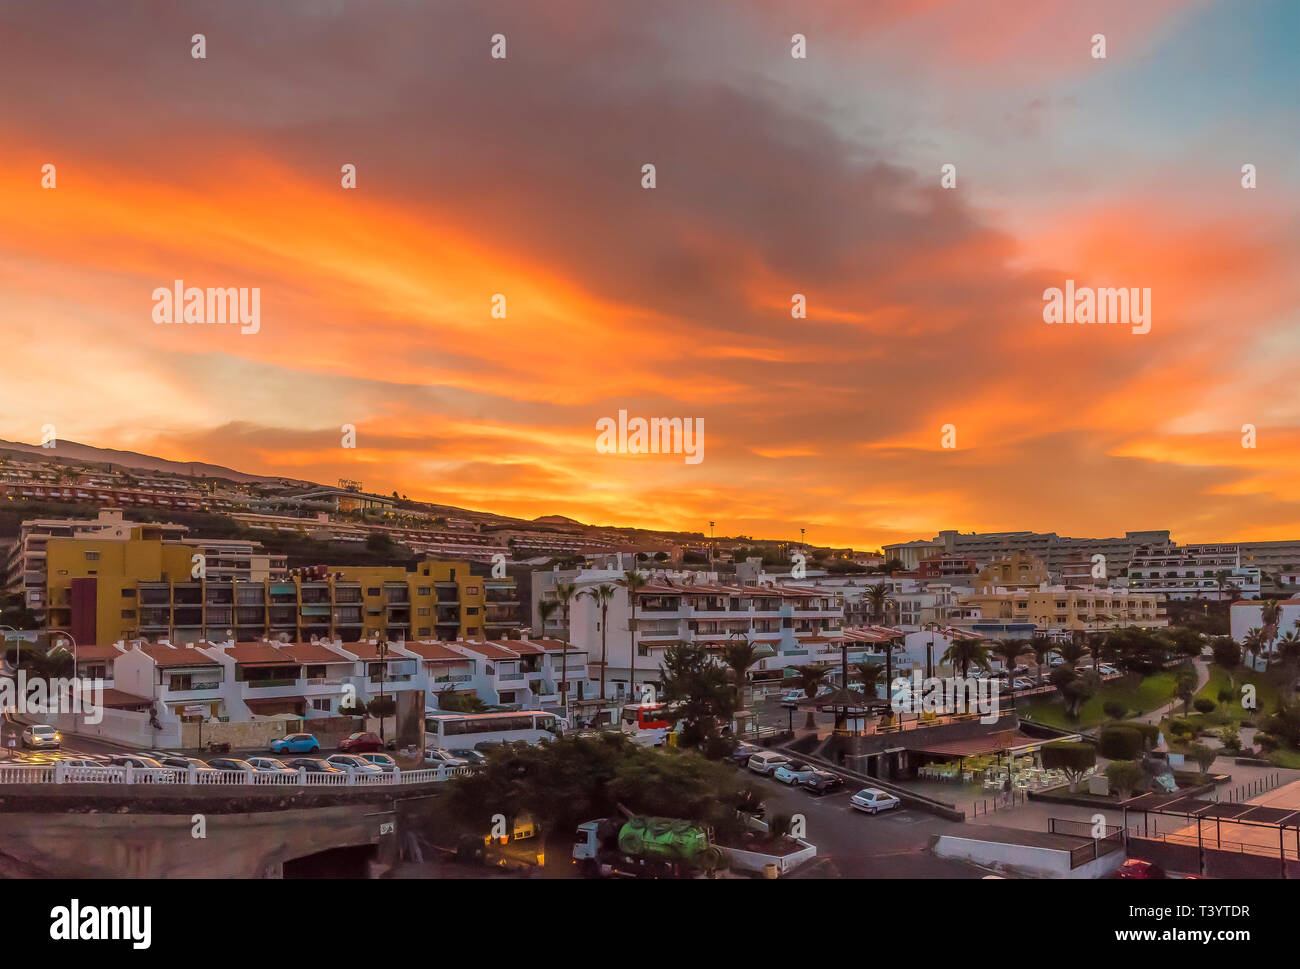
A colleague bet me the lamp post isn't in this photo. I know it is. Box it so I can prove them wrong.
[377,640,389,743]
[0,625,19,751]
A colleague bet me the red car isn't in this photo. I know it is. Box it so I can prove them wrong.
[337,731,383,753]
[1115,859,1166,879]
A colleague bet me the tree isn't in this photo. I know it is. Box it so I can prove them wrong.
[658,644,736,749]
[720,635,759,717]
[622,570,648,702]
[1242,627,1265,673]
[940,636,990,678]
[794,665,828,729]
[1098,724,1144,760]
[1030,635,1054,688]
[1105,760,1143,799]
[1051,666,1097,720]
[1174,667,1198,715]
[855,662,883,701]
[1103,700,1129,721]
[367,695,396,720]
[1041,741,1096,793]
[1260,599,1281,671]
[554,581,578,712]
[992,640,1023,680]
[1208,636,1242,681]
[1187,742,1217,779]
[580,584,617,700]
[1193,697,1216,716]
[863,585,895,626]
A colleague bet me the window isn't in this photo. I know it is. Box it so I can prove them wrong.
[85,550,100,561]
[121,588,137,598]
[311,698,331,712]
[466,586,480,595]
[418,627,431,636]
[466,607,479,616]
[367,587,380,596]
[121,610,136,619]
[417,607,430,616]
[417,586,431,596]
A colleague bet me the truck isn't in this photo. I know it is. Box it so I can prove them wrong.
[572,815,724,878]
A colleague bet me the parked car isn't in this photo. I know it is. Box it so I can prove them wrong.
[1048,656,1065,667]
[360,753,399,773]
[850,788,901,815]
[108,754,165,770]
[206,757,257,773]
[778,691,804,707]
[1012,678,1034,691]
[246,756,296,774]
[159,756,220,776]
[424,747,470,769]
[325,754,385,774]
[1099,664,1119,676]
[56,757,100,768]
[773,761,819,785]
[270,733,320,754]
[1114,858,1166,879]
[446,748,486,767]
[802,770,845,795]
[747,751,791,775]
[286,757,343,774]
[338,731,383,753]
[21,724,61,749]
[731,742,764,767]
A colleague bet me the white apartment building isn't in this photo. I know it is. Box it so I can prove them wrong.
[1127,543,1259,600]
[543,568,845,698]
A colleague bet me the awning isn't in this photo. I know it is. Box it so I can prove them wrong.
[244,696,306,715]
[903,730,1043,757]
[100,689,154,712]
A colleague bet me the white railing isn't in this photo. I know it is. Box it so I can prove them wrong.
[0,763,471,788]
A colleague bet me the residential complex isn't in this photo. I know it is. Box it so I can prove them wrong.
[1126,543,1261,600]
[952,587,1167,639]
[886,529,1174,575]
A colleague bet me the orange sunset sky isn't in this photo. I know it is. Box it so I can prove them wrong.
[1,0,1298,550]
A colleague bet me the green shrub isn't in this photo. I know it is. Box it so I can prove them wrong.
[1256,732,1280,752]
[1193,697,1216,715]
[1105,760,1144,799]
[1098,725,1143,760]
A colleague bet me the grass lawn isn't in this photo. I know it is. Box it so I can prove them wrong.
[1193,667,1280,723]
[1019,671,1182,730]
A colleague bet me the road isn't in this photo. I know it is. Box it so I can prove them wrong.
[746,769,988,878]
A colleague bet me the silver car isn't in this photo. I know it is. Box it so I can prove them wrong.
[325,754,384,774]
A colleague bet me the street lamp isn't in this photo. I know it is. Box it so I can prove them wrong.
[47,629,78,733]
[376,640,389,743]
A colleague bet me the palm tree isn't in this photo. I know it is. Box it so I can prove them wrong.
[992,639,1023,683]
[1242,627,1265,673]
[622,569,648,702]
[1260,599,1281,671]
[794,664,828,729]
[720,634,759,716]
[580,584,617,699]
[855,662,883,701]
[1057,640,1087,669]
[864,585,895,626]
[941,636,990,678]
[1030,634,1054,687]
[554,581,577,712]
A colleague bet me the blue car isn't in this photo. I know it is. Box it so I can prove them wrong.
[270,733,320,754]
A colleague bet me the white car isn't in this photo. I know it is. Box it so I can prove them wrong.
[424,747,470,768]
[325,754,385,774]
[360,753,399,774]
[21,724,61,749]
[778,691,804,707]
[747,751,792,775]
[850,788,901,815]
[773,761,819,785]
[1012,678,1034,691]
[1098,664,1118,676]
[246,756,296,774]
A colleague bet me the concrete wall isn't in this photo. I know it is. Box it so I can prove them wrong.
[0,802,393,877]
[180,718,289,750]
[46,707,181,749]
[934,834,1125,879]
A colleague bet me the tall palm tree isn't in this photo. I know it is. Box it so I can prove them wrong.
[941,637,991,678]
[864,585,895,627]
[794,664,828,729]
[1242,627,1265,673]
[720,634,759,716]
[1277,631,1300,692]
[856,661,883,697]
[580,584,617,699]
[554,581,577,712]
[622,569,648,702]
[1030,634,1054,687]
[992,640,1023,682]
[537,597,559,701]
[1260,599,1281,671]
